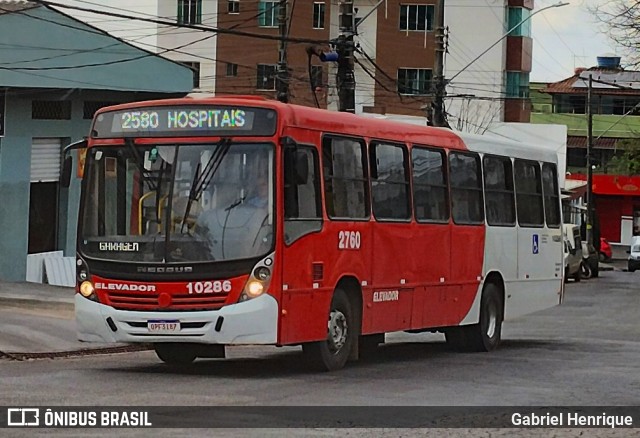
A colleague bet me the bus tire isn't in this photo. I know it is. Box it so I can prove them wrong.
[302,289,355,371]
[444,326,468,351]
[467,283,503,352]
[448,283,503,352]
[154,343,197,365]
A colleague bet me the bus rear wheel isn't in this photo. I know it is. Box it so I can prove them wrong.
[302,289,355,371]
[154,343,197,365]
[445,283,503,352]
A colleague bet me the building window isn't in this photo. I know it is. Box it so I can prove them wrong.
[399,4,434,31]
[311,65,323,88]
[32,101,71,120]
[257,64,277,90]
[177,0,202,25]
[258,1,279,27]
[397,68,432,95]
[508,7,531,37]
[228,0,239,14]
[313,2,325,29]
[181,61,200,88]
[226,63,238,77]
[506,72,530,98]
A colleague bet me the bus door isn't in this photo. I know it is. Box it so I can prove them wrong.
[279,145,327,344]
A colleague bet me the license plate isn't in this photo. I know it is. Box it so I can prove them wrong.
[147,320,181,333]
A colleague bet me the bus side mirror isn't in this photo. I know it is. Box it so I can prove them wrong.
[61,139,88,188]
[61,156,73,188]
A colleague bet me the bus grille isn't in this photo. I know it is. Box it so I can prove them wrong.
[104,292,228,311]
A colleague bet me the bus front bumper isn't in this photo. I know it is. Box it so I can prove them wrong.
[75,293,278,345]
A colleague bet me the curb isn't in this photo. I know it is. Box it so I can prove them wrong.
[0,344,152,361]
[0,296,74,312]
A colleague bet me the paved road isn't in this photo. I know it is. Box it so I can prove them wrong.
[1,270,639,436]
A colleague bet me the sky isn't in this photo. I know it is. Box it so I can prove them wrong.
[530,0,619,82]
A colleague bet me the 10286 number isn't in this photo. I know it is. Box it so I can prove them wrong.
[187,280,232,294]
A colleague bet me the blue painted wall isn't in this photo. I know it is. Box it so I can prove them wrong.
[0,4,193,281]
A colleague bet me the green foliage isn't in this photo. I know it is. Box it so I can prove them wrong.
[607,138,640,175]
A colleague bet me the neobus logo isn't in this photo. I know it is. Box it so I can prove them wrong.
[95,283,156,292]
[136,266,193,273]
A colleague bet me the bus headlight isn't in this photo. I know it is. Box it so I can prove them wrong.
[246,280,264,298]
[79,281,96,299]
[239,254,274,302]
[254,267,271,281]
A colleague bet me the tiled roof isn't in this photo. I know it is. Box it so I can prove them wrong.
[0,1,37,14]
[541,67,640,96]
[566,136,620,149]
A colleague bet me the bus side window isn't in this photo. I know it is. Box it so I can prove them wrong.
[449,152,484,224]
[542,163,561,228]
[370,141,410,221]
[412,146,449,222]
[284,146,322,245]
[514,159,544,227]
[483,155,515,226]
[322,135,369,219]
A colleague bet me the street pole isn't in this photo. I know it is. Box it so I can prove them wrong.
[276,0,289,103]
[432,0,449,127]
[586,74,594,246]
[337,0,355,113]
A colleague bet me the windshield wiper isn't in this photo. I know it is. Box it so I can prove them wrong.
[179,138,232,233]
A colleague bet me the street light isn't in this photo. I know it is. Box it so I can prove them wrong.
[447,2,570,84]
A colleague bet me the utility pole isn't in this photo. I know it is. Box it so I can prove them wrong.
[586,74,594,246]
[276,0,289,103]
[432,0,449,127]
[337,0,355,113]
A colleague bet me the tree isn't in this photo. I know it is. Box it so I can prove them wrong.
[607,138,640,175]
[590,1,640,68]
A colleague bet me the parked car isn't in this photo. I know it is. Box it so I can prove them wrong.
[599,237,613,262]
[628,236,640,273]
[581,241,599,278]
[563,224,582,282]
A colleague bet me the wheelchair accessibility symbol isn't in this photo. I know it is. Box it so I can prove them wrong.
[532,234,539,254]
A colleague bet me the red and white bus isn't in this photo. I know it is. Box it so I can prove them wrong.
[69,95,563,370]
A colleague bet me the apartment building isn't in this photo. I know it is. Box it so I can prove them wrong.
[54,0,535,126]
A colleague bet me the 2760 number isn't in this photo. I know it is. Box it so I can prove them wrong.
[338,230,361,250]
[187,281,232,294]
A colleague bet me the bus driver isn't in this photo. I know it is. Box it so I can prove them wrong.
[196,172,272,260]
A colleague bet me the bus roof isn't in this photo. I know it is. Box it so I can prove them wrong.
[96,95,558,163]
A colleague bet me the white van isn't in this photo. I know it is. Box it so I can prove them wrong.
[628,236,640,273]
[563,224,583,282]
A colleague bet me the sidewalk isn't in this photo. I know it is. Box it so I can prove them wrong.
[0,281,149,357]
[0,280,74,311]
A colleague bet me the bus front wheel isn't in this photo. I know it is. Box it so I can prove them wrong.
[154,343,197,365]
[302,289,356,371]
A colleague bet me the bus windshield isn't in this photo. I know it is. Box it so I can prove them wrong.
[79,141,274,263]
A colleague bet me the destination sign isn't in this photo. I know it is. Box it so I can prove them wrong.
[91,106,277,138]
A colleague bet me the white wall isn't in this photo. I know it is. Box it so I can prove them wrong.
[52,0,220,91]
[444,0,506,132]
